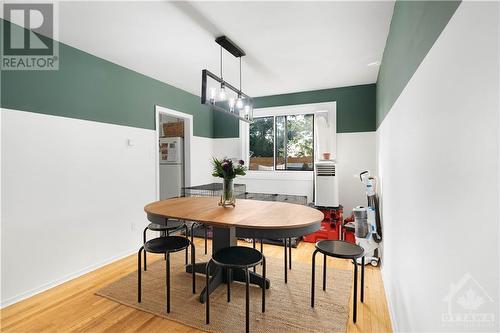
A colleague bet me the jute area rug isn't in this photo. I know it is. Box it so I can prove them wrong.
[96,252,352,333]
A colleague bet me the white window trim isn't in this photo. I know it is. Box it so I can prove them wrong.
[240,101,336,178]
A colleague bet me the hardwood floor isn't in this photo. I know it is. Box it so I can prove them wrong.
[0,238,392,333]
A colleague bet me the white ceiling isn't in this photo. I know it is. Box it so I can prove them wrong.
[57,1,394,97]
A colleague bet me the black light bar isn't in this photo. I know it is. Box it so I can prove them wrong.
[215,36,246,58]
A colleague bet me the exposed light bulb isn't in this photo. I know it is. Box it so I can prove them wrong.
[228,98,235,112]
[219,85,226,101]
[209,88,216,104]
[236,96,244,109]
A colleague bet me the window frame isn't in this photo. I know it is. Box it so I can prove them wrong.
[248,113,315,172]
[274,113,315,171]
[240,102,337,176]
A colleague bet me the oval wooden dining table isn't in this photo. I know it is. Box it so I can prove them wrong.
[144,196,324,303]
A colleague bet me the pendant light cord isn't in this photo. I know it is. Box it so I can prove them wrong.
[220,46,223,80]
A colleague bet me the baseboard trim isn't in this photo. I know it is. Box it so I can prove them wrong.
[0,248,137,308]
[380,266,399,332]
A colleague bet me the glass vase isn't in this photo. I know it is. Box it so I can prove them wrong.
[219,178,235,207]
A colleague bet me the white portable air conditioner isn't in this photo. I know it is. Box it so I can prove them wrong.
[314,161,339,207]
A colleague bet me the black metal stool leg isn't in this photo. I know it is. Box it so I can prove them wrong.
[353,259,358,323]
[311,249,319,307]
[191,223,195,247]
[138,246,144,303]
[283,238,288,283]
[260,239,264,266]
[143,228,148,270]
[252,239,256,273]
[361,256,365,303]
[184,224,189,265]
[262,257,266,313]
[227,268,231,302]
[245,268,250,333]
[164,230,168,260]
[323,253,327,291]
[205,261,211,324]
[191,241,196,294]
[166,252,171,313]
[288,238,292,270]
[204,226,208,255]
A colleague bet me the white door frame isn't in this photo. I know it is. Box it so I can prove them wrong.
[155,105,193,200]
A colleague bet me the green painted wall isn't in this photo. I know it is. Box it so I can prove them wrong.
[213,110,240,138]
[214,84,376,137]
[0,19,214,137]
[1,17,379,139]
[258,84,376,133]
[376,0,461,127]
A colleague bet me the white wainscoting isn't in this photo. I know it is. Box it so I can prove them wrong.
[0,108,220,307]
[0,108,158,307]
[239,170,314,202]
[190,135,217,186]
[212,138,241,161]
[336,132,377,216]
[376,3,499,331]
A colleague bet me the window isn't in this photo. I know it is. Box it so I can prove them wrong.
[249,117,274,171]
[249,114,314,171]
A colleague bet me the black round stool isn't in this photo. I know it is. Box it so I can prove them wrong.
[137,236,195,313]
[143,219,189,269]
[311,240,365,323]
[205,246,266,333]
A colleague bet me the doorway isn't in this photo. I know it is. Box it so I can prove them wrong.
[155,105,193,200]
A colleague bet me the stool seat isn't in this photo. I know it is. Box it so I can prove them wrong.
[138,235,196,314]
[311,240,366,323]
[144,236,190,254]
[212,246,263,268]
[147,220,185,231]
[315,240,364,259]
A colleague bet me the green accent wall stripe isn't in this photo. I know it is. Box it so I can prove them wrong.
[376,0,461,127]
[214,84,377,137]
[0,19,214,138]
[2,19,377,139]
[253,84,376,134]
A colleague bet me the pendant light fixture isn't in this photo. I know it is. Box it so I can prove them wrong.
[201,36,253,123]
[236,58,244,109]
[218,45,226,101]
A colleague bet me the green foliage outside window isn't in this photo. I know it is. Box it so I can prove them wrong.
[249,114,314,171]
